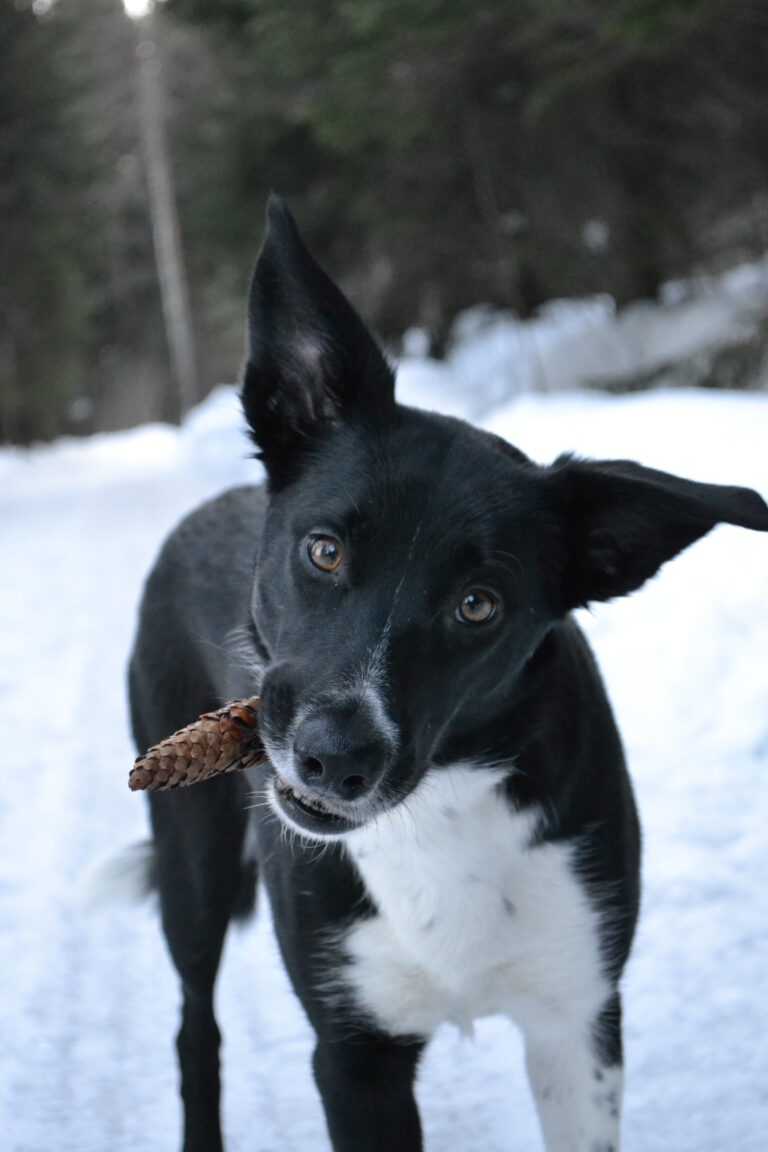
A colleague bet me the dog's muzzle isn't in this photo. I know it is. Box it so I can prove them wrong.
[269,703,396,836]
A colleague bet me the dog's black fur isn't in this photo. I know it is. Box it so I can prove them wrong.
[129,197,768,1152]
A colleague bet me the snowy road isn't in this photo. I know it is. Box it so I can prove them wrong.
[1,383,767,1151]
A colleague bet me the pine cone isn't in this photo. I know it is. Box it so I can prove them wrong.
[128,696,267,792]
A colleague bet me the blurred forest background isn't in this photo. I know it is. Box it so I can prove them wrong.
[3,0,768,444]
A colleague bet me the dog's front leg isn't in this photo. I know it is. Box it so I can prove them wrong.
[312,1034,425,1152]
[523,998,623,1152]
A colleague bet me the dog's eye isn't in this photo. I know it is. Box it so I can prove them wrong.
[456,589,497,625]
[308,536,343,573]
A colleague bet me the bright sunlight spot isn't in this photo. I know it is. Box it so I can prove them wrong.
[123,0,153,19]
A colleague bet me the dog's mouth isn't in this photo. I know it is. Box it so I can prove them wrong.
[270,775,363,836]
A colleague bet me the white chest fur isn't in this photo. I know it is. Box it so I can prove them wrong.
[340,766,609,1040]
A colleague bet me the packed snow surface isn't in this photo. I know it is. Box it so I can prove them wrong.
[1,373,767,1151]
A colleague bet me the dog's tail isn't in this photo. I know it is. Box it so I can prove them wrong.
[76,840,157,911]
[76,838,258,922]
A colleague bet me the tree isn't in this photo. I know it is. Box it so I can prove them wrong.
[4,0,768,442]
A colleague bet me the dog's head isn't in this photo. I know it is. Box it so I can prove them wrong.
[242,196,768,840]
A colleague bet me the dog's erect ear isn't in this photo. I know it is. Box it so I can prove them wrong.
[545,455,768,610]
[241,195,395,479]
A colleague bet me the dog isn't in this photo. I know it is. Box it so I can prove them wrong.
[128,195,768,1152]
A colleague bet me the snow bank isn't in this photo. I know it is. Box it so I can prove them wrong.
[397,253,768,413]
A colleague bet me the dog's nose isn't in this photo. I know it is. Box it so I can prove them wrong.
[293,713,387,800]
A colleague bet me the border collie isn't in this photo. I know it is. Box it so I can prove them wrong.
[128,196,768,1152]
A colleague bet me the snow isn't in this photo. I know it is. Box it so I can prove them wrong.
[2,326,768,1151]
[397,251,768,414]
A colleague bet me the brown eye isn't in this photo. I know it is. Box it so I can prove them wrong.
[308,536,342,572]
[457,589,496,625]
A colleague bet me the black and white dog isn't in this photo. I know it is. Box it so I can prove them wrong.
[129,197,768,1152]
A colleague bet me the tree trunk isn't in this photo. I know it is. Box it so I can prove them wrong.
[134,18,198,421]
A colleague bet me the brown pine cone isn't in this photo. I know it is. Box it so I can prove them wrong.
[128,696,268,792]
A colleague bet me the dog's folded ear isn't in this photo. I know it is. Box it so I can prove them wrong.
[241,195,396,481]
[546,455,768,610]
